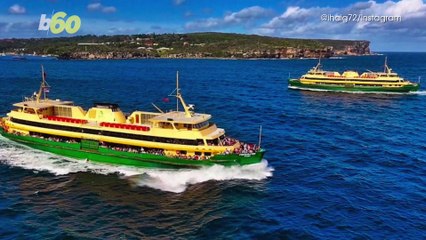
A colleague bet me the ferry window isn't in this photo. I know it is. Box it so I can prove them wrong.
[193,121,209,129]
[54,106,72,117]
[160,122,173,129]
[207,139,218,145]
[24,108,35,114]
[195,152,202,156]
[205,152,211,156]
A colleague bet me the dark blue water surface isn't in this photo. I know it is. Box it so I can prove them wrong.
[0,53,425,239]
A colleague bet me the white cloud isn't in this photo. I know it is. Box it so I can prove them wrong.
[182,0,426,50]
[8,4,26,14]
[224,6,273,23]
[186,18,221,30]
[102,6,117,13]
[87,2,116,14]
[87,3,102,11]
[173,0,186,6]
[246,0,426,51]
[185,6,273,31]
[255,0,426,39]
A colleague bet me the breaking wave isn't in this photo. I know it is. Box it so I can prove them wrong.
[127,160,272,193]
[0,137,273,193]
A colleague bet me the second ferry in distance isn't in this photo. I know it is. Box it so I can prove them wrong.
[289,58,420,93]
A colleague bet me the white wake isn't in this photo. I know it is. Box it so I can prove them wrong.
[129,160,272,193]
[0,137,273,193]
[414,90,426,95]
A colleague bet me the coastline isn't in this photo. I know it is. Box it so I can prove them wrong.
[0,32,371,61]
[0,53,378,61]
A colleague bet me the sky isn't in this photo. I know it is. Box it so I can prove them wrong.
[0,0,426,51]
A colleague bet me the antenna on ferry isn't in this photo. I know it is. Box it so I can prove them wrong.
[42,65,47,100]
[315,56,321,70]
[384,56,388,73]
[151,103,164,113]
[176,71,179,112]
[36,65,50,102]
[168,71,193,118]
[258,125,262,149]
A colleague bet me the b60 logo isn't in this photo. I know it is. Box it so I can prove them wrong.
[38,12,81,34]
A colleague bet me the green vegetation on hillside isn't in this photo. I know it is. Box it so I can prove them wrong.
[0,32,370,59]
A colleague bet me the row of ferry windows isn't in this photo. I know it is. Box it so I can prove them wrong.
[17,106,72,117]
[183,121,209,129]
[311,72,399,77]
[305,77,403,82]
[10,118,203,146]
[12,117,221,146]
[159,121,210,130]
[314,83,404,87]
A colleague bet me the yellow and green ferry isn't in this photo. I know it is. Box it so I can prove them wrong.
[0,68,265,169]
[289,59,419,93]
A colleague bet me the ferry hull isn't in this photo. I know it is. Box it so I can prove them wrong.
[0,128,265,169]
[288,79,420,93]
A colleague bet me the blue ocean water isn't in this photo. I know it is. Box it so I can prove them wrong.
[0,53,425,239]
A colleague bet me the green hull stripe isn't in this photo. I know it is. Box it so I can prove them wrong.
[288,79,420,92]
[0,129,264,169]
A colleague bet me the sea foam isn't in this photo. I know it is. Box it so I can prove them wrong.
[0,137,273,193]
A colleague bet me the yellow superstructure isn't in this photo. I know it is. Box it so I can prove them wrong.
[298,58,416,88]
[3,70,240,158]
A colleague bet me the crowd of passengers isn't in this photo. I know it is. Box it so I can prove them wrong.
[101,143,211,160]
[232,142,258,154]
[100,142,164,156]
[175,151,212,160]
[29,133,78,143]
[11,131,258,158]
[104,141,258,157]
[220,137,238,146]
[220,137,259,154]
